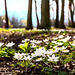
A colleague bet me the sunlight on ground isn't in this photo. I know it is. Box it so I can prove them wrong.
[0,27,75,33]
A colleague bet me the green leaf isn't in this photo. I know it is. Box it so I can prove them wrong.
[58,71,67,75]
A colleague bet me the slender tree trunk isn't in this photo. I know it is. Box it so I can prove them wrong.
[55,0,59,28]
[59,0,66,29]
[5,0,9,28]
[34,0,39,29]
[69,0,75,27]
[26,0,33,30]
[40,0,51,29]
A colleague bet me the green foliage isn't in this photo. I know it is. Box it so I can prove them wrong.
[0,47,15,57]
[58,71,67,75]
[63,42,70,46]
[19,42,30,53]
[11,60,31,68]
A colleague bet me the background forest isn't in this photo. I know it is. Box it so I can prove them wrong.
[0,0,75,29]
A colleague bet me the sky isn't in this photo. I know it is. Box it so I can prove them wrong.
[0,0,74,27]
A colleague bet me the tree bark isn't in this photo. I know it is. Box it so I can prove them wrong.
[59,0,66,29]
[26,0,33,30]
[5,0,9,28]
[69,0,75,27]
[40,0,51,29]
[55,0,59,28]
[34,0,40,29]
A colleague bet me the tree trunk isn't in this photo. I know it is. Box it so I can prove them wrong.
[34,0,40,29]
[40,0,51,29]
[55,0,59,28]
[26,0,33,30]
[5,0,9,28]
[59,0,66,29]
[69,0,75,27]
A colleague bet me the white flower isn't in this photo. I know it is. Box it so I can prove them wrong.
[62,50,69,53]
[22,39,30,43]
[30,40,37,43]
[21,53,28,56]
[23,56,32,60]
[14,53,31,60]
[18,43,25,47]
[43,39,49,42]
[31,43,37,48]
[50,49,59,53]
[36,58,42,62]
[71,43,75,46]
[6,41,15,47]
[0,43,4,47]
[31,53,36,58]
[52,41,57,44]
[59,39,67,42]
[14,53,23,60]
[71,41,75,46]
[61,46,67,50]
[34,49,43,57]
[58,35,64,39]
[35,40,42,44]
[48,54,59,62]
[73,36,75,39]
[56,42,63,46]
[46,50,53,55]
[66,36,71,40]
[59,36,71,42]
[34,47,46,57]
[53,37,58,40]
[58,29,65,33]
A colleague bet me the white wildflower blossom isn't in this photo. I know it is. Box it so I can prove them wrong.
[14,53,23,60]
[35,40,42,44]
[71,40,75,46]
[31,53,36,58]
[18,43,25,47]
[53,37,58,40]
[62,50,69,53]
[58,35,64,39]
[73,36,75,39]
[59,36,71,42]
[36,58,42,62]
[61,46,67,50]
[14,53,31,60]
[46,50,53,55]
[23,56,32,60]
[6,41,15,47]
[56,42,63,46]
[71,43,75,46]
[31,43,37,48]
[43,39,49,43]
[48,54,59,62]
[58,29,65,33]
[52,41,57,44]
[30,40,37,43]
[0,43,4,47]
[22,39,30,43]
[34,47,46,57]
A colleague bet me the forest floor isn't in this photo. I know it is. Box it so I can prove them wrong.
[0,28,75,75]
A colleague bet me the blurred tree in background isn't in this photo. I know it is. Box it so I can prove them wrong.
[69,0,75,27]
[55,0,59,28]
[34,0,40,29]
[26,0,33,30]
[59,0,66,29]
[4,0,9,28]
[40,0,51,29]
